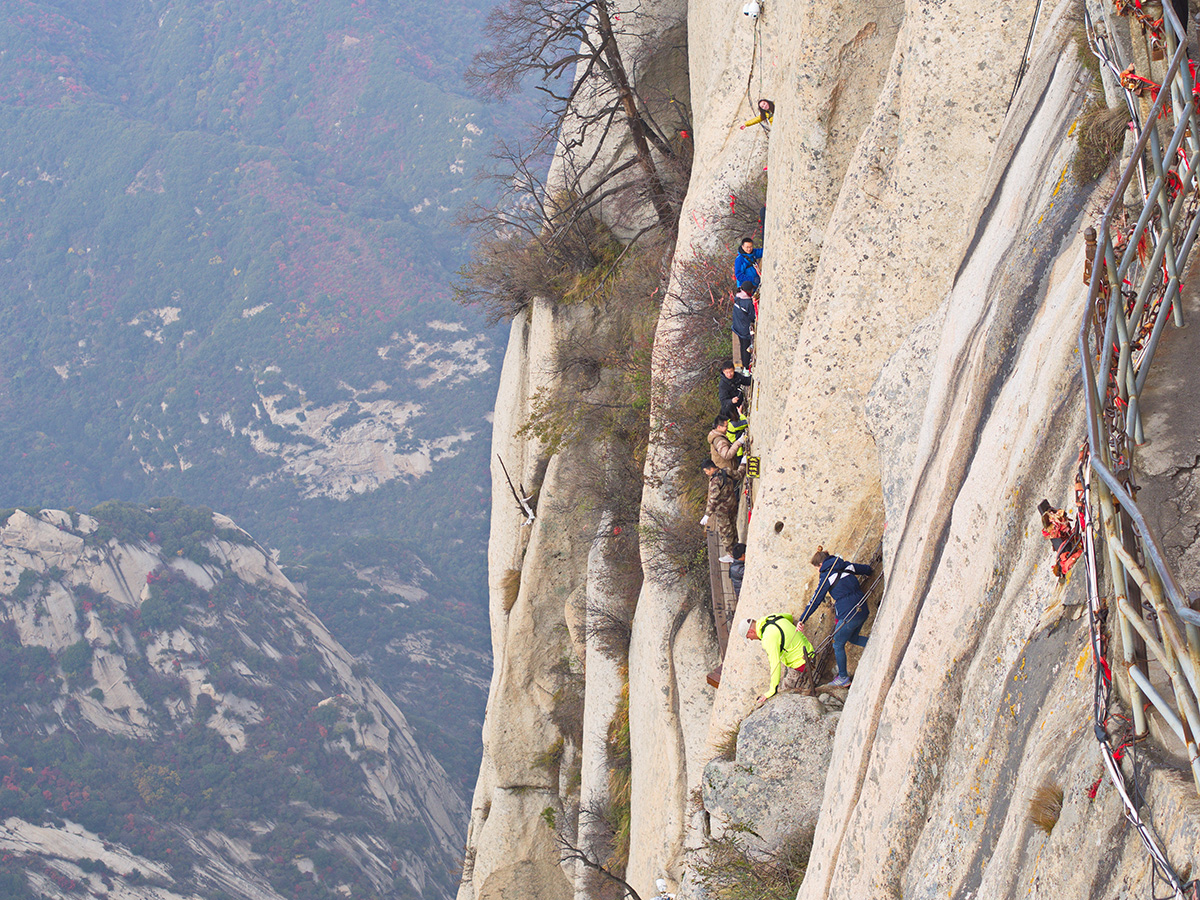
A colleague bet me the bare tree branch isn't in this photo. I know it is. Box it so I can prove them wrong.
[555,831,644,900]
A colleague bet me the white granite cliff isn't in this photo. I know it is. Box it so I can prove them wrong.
[460,0,1200,897]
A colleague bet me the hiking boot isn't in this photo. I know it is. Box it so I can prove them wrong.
[830,674,852,687]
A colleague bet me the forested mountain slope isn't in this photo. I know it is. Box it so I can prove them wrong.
[0,0,529,797]
[0,502,465,900]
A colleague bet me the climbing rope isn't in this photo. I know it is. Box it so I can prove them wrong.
[1008,0,1046,111]
[742,14,766,130]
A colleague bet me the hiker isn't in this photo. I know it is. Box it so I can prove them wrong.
[733,238,763,291]
[740,98,775,130]
[707,412,746,471]
[727,542,746,599]
[655,879,675,900]
[800,547,873,687]
[732,282,756,372]
[718,360,751,416]
[738,613,814,707]
[701,458,744,554]
[725,396,749,464]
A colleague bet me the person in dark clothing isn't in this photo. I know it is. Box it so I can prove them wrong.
[731,283,756,372]
[800,546,873,686]
[1169,0,1189,35]
[734,239,763,290]
[728,542,746,599]
[719,360,751,415]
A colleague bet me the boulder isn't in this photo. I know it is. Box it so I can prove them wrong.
[702,695,836,853]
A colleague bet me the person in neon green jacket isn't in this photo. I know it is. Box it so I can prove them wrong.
[738,614,814,707]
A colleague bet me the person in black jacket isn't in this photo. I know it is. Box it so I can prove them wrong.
[800,546,873,686]
[731,284,756,373]
[718,360,751,416]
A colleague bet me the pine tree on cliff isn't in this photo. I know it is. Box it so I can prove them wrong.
[466,0,687,231]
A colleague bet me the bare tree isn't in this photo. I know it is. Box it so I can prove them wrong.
[466,0,690,233]
[555,823,645,900]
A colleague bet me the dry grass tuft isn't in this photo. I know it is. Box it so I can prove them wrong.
[713,725,740,762]
[1029,782,1064,835]
[500,568,522,612]
[606,679,632,872]
[1072,102,1129,184]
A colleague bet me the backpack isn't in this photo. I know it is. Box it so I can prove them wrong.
[761,614,793,655]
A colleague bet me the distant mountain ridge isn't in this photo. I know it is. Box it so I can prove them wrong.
[0,502,465,900]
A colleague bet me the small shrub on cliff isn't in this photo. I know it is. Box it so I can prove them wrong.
[549,654,586,747]
[694,828,813,900]
[639,506,708,592]
[533,736,565,774]
[453,213,623,325]
[58,639,94,686]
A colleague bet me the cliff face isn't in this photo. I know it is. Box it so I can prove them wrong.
[0,506,466,900]
[462,0,1200,897]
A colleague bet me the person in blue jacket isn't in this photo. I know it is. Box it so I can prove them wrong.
[731,283,756,372]
[734,238,763,290]
[799,546,873,686]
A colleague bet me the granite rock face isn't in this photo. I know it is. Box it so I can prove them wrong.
[702,696,836,853]
[465,0,1200,895]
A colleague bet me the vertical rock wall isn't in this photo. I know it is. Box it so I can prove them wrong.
[464,0,1200,894]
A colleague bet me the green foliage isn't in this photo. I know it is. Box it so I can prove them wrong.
[140,566,208,633]
[0,623,57,704]
[532,736,565,774]
[6,569,40,603]
[90,499,216,563]
[58,639,93,684]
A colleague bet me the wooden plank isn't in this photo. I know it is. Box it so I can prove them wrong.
[707,526,730,660]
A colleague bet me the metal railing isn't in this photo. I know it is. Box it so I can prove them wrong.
[1080,1,1200,792]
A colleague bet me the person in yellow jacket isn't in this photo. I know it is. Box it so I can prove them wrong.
[738,614,814,707]
[740,98,775,130]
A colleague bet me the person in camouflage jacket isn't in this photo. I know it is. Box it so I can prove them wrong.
[700,457,745,554]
